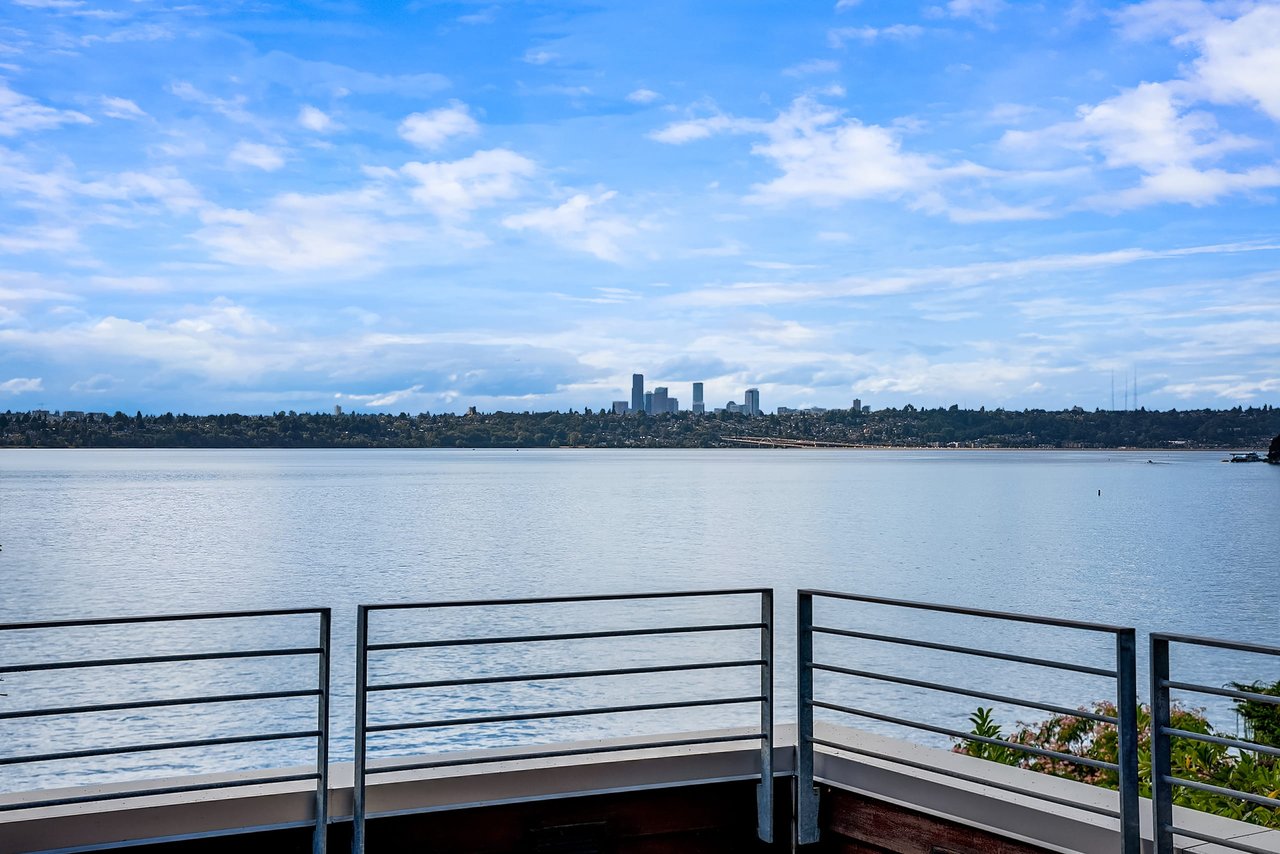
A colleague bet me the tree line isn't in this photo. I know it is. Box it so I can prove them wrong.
[3,406,1278,449]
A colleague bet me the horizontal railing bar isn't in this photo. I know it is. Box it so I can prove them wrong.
[1165,679,1280,707]
[0,772,321,813]
[811,626,1115,678]
[1153,632,1280,657]
[365,732,764,776]
[0,609,326,632]
[369,622,763,651]
[0,646,323,675]
[364,589,769,611]
[1162,823,1280,854]
[1163,775,1280,810]
[1161,727,1280,760]
[0,730,321,767]
[810,700,1118,771]
[810,737,1121,819]
[370,659,765,692]
[802,590,1130,633]
[812,662,1117,723]
[0,688,322,721]
[369,695,764,733]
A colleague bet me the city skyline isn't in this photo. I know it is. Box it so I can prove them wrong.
[1,3,1278,415]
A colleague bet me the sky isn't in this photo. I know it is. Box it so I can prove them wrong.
[1,0,1278,415]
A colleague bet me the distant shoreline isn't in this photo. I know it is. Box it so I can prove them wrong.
[1,444,1269,453]
[4,408,1277,452]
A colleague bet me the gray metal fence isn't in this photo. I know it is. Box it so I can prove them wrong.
[1151,631,1280,854]
[352,589,774,854]
[795,589,1141,852]
[0,607,331,854]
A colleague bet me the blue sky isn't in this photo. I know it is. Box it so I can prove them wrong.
[1,0,1278,414]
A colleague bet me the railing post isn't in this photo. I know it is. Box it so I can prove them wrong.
[314,609,331,854]
[352,606,369,854]
[1150,635,1174,854]
[796,591,819,845]
[757,589,774,843]
[1115,628,1139,854]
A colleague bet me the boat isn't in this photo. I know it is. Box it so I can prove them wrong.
[1225,452,1265,463]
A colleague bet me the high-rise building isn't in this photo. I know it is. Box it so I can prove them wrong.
[851,398,861,413]
[744,388,760,416]
[631,374,644,414]
[692,382,704,414]
[612,401,628,414]
[644,391,654,414]
[653,386,669,414]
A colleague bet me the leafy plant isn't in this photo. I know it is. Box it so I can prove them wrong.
[955,700,1279,829]
[1230,680,1280,749]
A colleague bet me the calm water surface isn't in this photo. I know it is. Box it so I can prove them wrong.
[2,448,1277,792]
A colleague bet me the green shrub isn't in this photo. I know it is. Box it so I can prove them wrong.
[955,699,1279,828]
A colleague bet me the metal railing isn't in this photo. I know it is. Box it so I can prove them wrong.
[796,589,1140,852]
[0,608,331,854]
[352,589,773,853]
[1151,632,1280,854]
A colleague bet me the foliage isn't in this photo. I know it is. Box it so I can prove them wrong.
[1229,680,1280,747]
[1269,433,1280,463]
[955,701,1280,829]
[3,406,1280,450]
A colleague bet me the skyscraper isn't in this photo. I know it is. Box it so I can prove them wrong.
[744,388,760,416]
[644,391,654,414]
[653,386,669,414]
[692,382,704,414]
[631,374,644,414]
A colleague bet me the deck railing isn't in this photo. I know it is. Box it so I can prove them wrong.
[0,608,331,854]
[795,589,1141,852]
[351,589,774,854]
[1151,632,1280,854]
[4,593,1278,853]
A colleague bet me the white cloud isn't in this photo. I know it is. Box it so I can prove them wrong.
[297,105,335,132]
[746,99,948,203]
[1113,0,1224,41]
[503,191,637,262]
[670,240,1280,307]
[401,148,536,218]
[70,373,118,393]
[652,97,1006,219]
[0,377,42,394]
[626,88,661,104]
[1003,81,1278,209]
[80,23,172,46]
[229,141,286,171]
[1186,4,1280,120]
[522,49,558,65]
[829,24,923,47]
[458,6,498,25]
[363,384,425,407]
[0,224,80,254]
[783,59,840,77]
[167,81,252,123]
[195,189,421,272]
[398,100,479,149]
[0,80,92,136]
[937,0,1006,27]
[101,96,146,120]
[834,0,863,9]
[649,114,744,144]
[81,169,205,213]
[89,276,169,293]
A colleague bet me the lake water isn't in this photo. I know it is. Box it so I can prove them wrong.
[2,448,1278,794]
